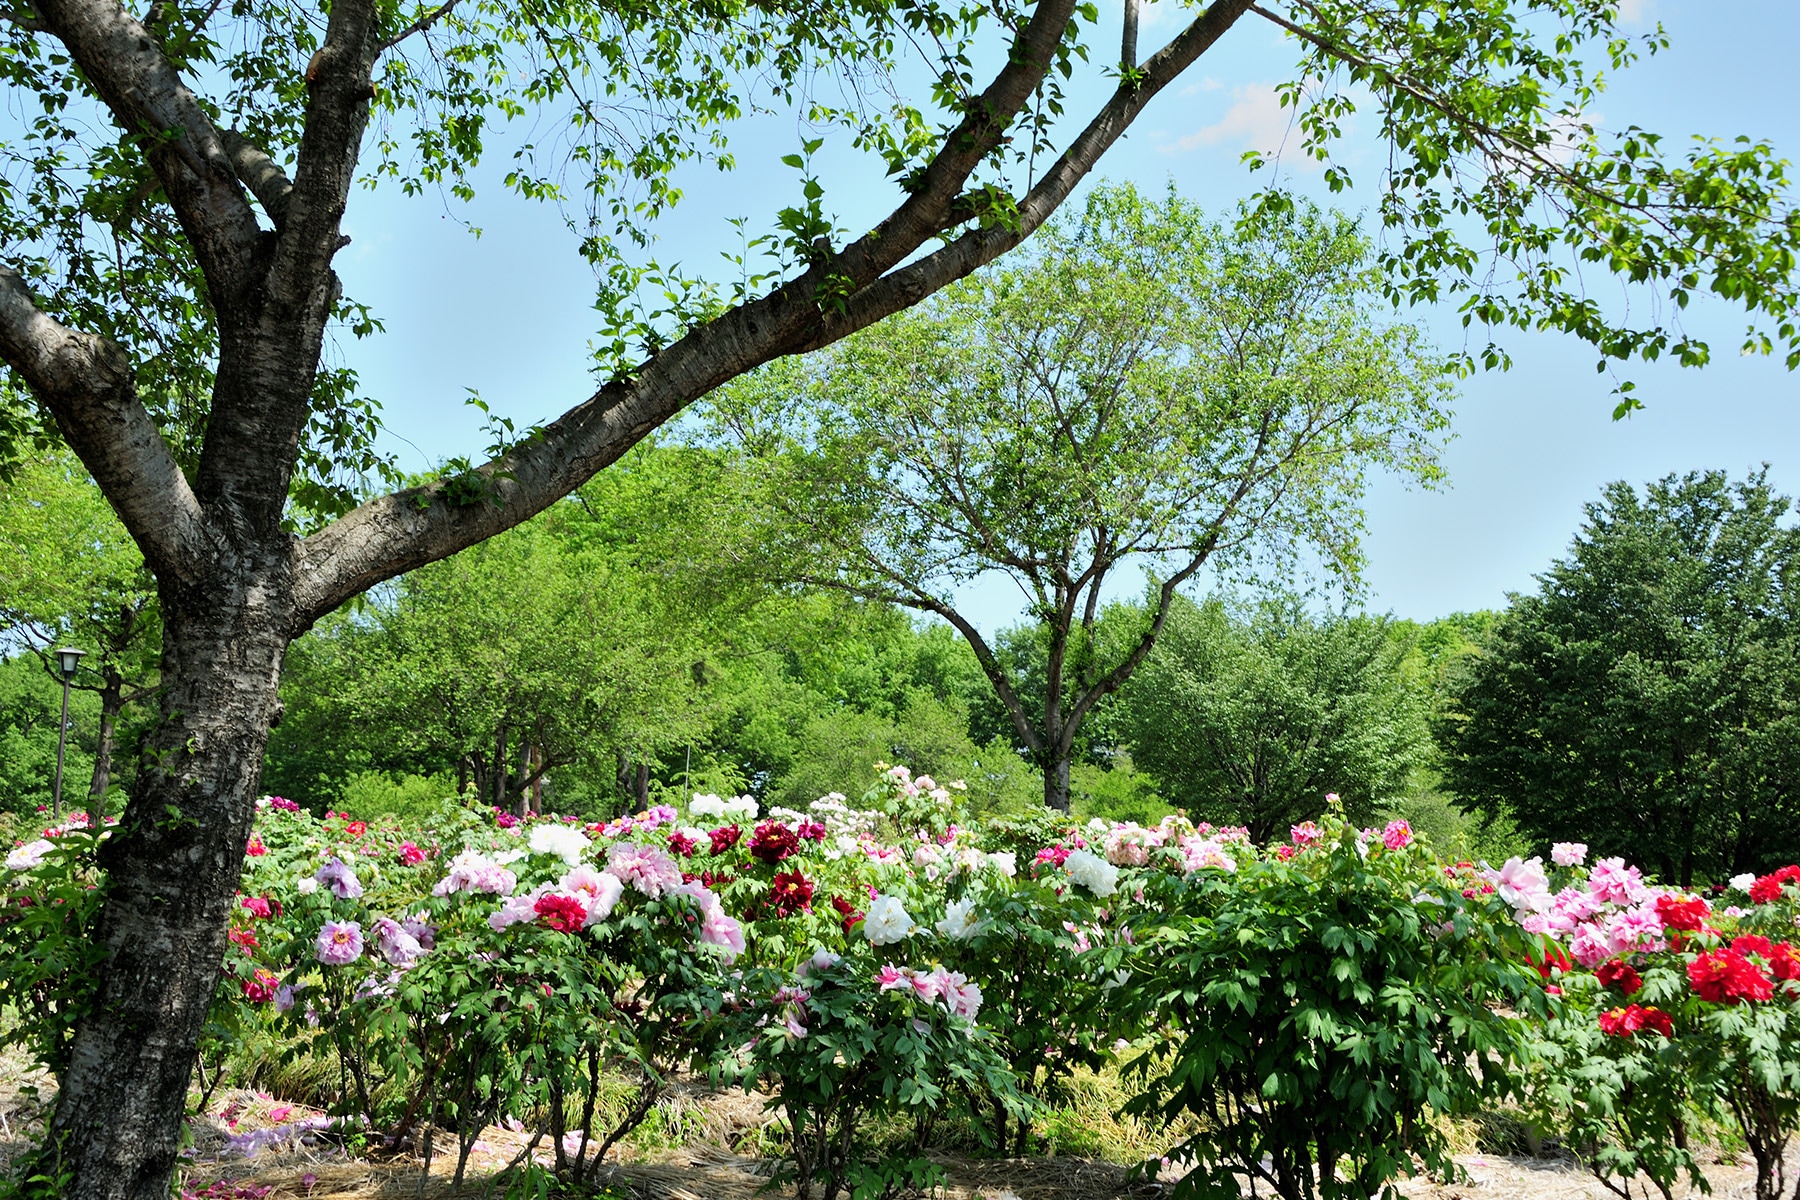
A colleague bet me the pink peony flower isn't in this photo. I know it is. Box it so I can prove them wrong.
[372,917,425,967]
[1382,820,1413,851]
[558,865,624,925]
[315,920,364,966]
[1290,821,1324,847]
[876,964,907,991]
[397,842,427,866]
[1588,857,1647,905]
[313,858,363,900]
[606,842,684,898]
[1551,842,1587,867]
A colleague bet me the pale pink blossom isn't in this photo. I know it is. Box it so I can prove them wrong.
[605,842,683,898]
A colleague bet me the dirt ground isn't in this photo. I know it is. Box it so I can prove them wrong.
[2,1054,1792,1200]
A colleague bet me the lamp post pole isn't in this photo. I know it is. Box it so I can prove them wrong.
[52,647,85,817]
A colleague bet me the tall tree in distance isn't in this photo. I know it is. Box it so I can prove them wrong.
[1123,595,1431,841]
[1440,470,1800,885]
[0,0,1796,1189]
[0,450,159,802]
[706,186,1454,809]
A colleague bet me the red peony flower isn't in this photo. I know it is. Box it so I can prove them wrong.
[1599,1003,1673,1039]
[708,824,742,855]
[1654,893,1709,932]
[668,830,699,858]
[1689,948,1775,1004]
[240,895,274,920]
[831,894,864,933]
[1750,865,1800,905]
[245,836,266,857]
[228,926,259,953]
[397,841,426,865]
[766,868,814,918]
[343,820,367,838]
[534,893,587,934]
[1595,958,1644,996]
[242,969,280,1004]
[1529,942,1573,980]
[749,821,801,865]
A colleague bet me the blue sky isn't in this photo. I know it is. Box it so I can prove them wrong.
[334,0,1800,631]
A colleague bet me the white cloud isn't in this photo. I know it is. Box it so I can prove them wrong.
[1165,82,1311,167]
[1617,0,1654,27]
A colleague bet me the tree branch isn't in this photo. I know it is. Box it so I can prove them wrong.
[217,129,294,228]
[803,0,1254,350]
[375,0,460,52]
[32,0,263,299]
[0,267,210,582]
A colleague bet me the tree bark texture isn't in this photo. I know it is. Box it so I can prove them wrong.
[47,561,292,1198]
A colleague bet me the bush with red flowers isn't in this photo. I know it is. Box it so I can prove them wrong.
[1528,856,1800,1200]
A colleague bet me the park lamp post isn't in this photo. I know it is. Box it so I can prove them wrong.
[52,646,85,817]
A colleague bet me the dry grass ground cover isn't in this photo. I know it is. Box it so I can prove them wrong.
[4,1052,1793,1200]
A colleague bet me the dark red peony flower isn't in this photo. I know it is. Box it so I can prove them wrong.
[1654,893,1709,933]
[534,893,588,933]
[1689,948,1775,1004]
[766,868,815,918]
[1595,958,1644,996]
[668,829,699,858]
[708,824,742,855]
[749,821,801,865]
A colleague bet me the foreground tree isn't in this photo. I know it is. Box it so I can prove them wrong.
[1123,595,1431,841]
[1440,470,1800,885]
[0,0,1796,1192]
[706,186,1453,809]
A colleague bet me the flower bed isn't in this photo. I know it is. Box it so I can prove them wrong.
[4,776,1799,1200]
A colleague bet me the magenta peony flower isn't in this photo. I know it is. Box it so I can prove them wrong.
[1382,820,1413,851]
[315,920,364,965]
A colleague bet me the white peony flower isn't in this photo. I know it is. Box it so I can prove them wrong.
[5,840,53,871]
[689,794,726,819]
[1730,872,1758,893]
[935,897,982,940]
[722,795,760,820]
[864,894,915,945]
[528,823,591,866]
[987,851,1017,878]
[1063,849,1119,897]
[296,876,319,895]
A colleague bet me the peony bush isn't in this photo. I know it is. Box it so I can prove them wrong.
[5,774,1800,1200]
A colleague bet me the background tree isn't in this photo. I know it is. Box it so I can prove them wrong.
[0,449,158,802]
[705,186,1454,809]
[1123,595,1431,840]
[0,0,1795,1187]
[1439,470,1800,884]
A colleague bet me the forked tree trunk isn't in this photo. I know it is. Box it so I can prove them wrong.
[46,562,291,1200]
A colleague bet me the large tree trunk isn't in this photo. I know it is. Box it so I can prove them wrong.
[46,563,290,1200]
